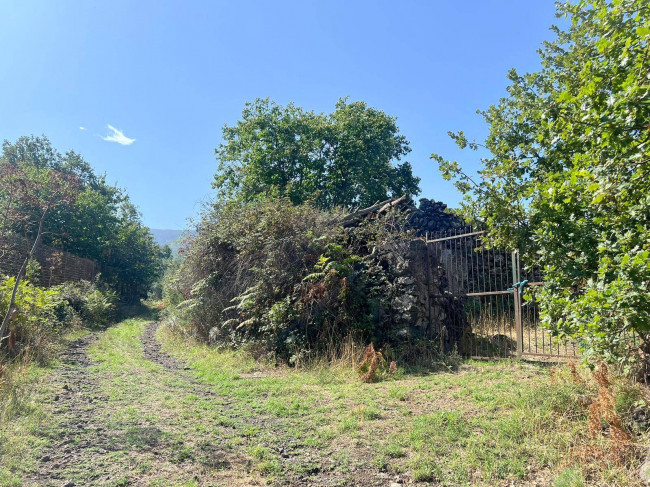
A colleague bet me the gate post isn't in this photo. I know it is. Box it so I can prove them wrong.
[513,287,523,358]
[512,250,523,357]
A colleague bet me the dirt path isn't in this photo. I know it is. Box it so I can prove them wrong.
[22,320,389,487]
[30,332,112,486]
[24,322,259,486]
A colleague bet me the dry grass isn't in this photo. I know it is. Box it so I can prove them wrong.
[546,361,646,483]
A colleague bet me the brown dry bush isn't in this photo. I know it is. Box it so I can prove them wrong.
[358,343,383,383]
[568,361,586,386]
[357,343,397,383]
[587,364,635,464]
[566,363,638,469]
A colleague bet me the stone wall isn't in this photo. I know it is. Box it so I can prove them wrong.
[378,238,469,351]
[407,198,466,236]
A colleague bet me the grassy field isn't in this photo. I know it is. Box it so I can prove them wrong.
[0,315,646,486]
[159,328,644,487]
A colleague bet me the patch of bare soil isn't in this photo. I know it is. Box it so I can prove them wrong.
[141,321,187,371]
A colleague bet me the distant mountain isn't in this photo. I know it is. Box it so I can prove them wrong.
[150,229,183,247]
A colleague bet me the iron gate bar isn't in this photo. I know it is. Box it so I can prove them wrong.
[514,287,524,357]
[463,290,513,297]
[426,226,577,360]
[425,230,486,244]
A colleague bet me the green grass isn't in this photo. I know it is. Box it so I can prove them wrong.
[159,328,645,486]
[1,313,646,486]
[0,329,87,486]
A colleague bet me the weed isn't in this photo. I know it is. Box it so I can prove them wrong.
[357,343,396,383]
[248,444,270,460]
[354,404,382,420]
[553,467,585,487]
[586,363,634,464]
[383,443,406,458]
[387,385,411,401]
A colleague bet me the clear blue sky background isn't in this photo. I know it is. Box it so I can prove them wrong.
[0,1,560,230]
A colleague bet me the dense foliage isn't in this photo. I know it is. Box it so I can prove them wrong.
[0,136,169,302]
[432,0,650,363]
[0,271,116,362]
[164,198,410,363]
[214,98,420,209]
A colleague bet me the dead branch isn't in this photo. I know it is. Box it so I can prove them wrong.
[340,195,408,228]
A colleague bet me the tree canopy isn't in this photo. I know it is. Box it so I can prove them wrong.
[213,98,421,209]
[433,0,650,362]
[0,136,167,302]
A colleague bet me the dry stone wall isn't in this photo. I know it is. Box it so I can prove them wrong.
[378,238,469,351]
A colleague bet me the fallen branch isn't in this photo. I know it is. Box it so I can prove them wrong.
[340,195,408,227]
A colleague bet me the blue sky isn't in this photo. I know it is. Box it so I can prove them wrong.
[0,1,560,230]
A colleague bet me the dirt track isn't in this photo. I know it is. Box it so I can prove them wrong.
[25,322,386,486]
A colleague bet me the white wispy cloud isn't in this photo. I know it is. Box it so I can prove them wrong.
[102,124,135,146]
[79,126,86,131]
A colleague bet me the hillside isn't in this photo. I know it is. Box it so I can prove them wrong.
[150,228,183,247]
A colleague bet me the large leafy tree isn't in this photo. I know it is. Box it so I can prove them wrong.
[214,98,420,209]
[1,136,165,302]
[433,0,650,362]
[0,159,80,346]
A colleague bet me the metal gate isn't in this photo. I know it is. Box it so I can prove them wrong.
[426,227,577,360]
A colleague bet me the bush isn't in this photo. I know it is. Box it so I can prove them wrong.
[0,276,116,363]
[0,276,65,361]
[56,279,117,327]
[164,197,412,363]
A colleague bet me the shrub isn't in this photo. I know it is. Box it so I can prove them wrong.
[164,197,412,362]
[56,279,117,327]
[357,343,397,383]
[0,276,68,361]
[0,276,116,363]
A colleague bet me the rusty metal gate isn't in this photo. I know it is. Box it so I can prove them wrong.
[426,227,577,360]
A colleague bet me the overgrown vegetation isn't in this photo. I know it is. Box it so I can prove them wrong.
[0,274,116,363]
[433,0,650,367]
[164,197,417,364]
[156,324,648,486]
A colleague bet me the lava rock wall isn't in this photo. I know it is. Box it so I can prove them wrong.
[407,198,466,236]
[378,238,469,351]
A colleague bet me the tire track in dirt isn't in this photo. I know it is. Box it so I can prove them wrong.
[141,322,389,487]
[29,324,259,486]
[28,323,389,486]
[30,333,114,486]
[141,321,221,400]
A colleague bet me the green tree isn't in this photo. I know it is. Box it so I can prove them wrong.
[0,136,166,303]
[0,161,80,347]
[214,98,420,209]
[432,0,650,363]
